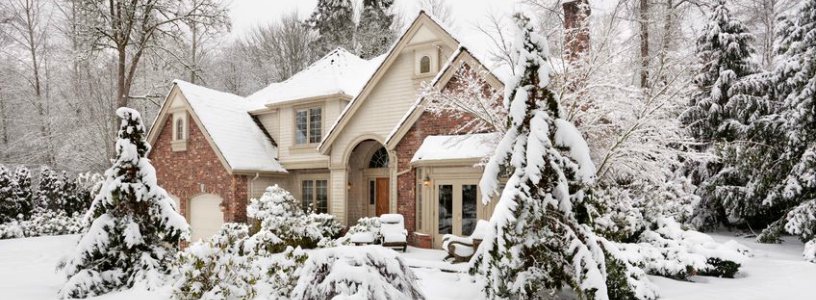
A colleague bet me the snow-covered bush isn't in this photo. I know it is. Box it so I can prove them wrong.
[11,166,34,220]
[174,223,256,300]
[246,185,338,254]
[58,108,189,298]
[255,246,308,299]
[0,208,84,239]
[341,216,382,243]
[36,166,63,211]
[0,165,35,223]
[616,218,749,279]
[290,245,424,300]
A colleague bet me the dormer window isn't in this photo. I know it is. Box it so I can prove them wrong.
[419,56,431,73]
[171,111,188,152]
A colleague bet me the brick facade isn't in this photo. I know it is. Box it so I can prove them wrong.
[394,74,481,244]
[149,112,249,223]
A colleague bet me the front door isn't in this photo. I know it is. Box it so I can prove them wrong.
[375,178,389,216]
[434,181,479,247]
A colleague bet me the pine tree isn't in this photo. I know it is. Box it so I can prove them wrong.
[769,0,816,259]
[12,166,34,220]
[307,0,356,58]
[0,166,16,223]
[355,0,395,59]
[58,108,189,298]
[470,13,655,300]
[60,171,89,216]
[682,0,770,230]
[36,166,64,211]
[681,0,758,144]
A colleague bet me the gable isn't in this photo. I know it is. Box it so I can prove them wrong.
[385,49,504,150]
[318,12,460,155]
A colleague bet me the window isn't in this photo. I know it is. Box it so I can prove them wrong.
[419,56,431,73]
[173,114,186,141]
[302,179,328,213]
[368,147,389,168]
[295,107,322,144]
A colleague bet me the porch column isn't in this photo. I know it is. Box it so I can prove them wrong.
[330,166,348,225]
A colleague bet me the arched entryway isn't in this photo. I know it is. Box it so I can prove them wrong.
[346,139,391,223]
[189,193,224,241]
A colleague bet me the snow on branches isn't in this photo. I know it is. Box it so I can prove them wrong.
[57,108,189,298]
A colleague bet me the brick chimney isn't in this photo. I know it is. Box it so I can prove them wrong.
[562,0,591,63]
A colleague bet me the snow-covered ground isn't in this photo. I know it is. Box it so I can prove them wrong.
[1,233,814,299]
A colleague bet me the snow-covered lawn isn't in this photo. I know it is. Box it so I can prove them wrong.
[1,233,815,299]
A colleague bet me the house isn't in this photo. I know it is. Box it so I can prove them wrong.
[147,11,509,247]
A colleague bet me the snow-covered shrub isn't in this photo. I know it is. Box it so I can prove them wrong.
[174,223,256,300]
[36,166,63,211]
[246,185,337,254]
[0,165,35,223]
[341,216,382,243]
[58,108,189,298]
[255,246,308,299]
[0,165,17,223]
[616,218,749,279]
[0,208,84,239]
[11,166,34,220]
[290,245,424,300]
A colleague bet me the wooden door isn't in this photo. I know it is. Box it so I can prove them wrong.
[375,178,389,216]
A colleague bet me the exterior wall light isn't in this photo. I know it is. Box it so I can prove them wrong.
[422,175,431,187]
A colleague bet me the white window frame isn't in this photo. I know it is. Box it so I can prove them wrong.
[294,106,323,145]
[301,179,329,214]
[171,111,188,152]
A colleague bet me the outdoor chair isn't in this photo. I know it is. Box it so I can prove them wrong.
[379,214,408,252]
[441,220,491,263]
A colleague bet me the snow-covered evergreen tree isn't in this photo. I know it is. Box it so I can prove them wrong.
[306,0,356,58]
[60,171,90,216]
[0,166,16,223]
[470,12,656,300]
[58,108,189,298]
[355,0,395,59]
[11,166,34,220]
[36,166,63,211]
[681,0,758,144]
[770,0,816,260]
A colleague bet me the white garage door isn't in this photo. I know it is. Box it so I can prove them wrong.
[189,194,224,242]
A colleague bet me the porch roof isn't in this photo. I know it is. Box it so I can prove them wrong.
[410,133,500,165]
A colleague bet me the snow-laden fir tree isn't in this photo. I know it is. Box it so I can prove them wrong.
[768,0,816,260]
[306,0,356,58]
[12,166,34,220]
[680,0,758,145]
[470,12,656,300]
[60,171,89,216]
[37,166,64,211]
[355,0,395,59]
[0,166,15,223]
[681,0,767,229]
[58,108,189,298]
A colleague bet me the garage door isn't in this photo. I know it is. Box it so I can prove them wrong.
[189,194,224,242]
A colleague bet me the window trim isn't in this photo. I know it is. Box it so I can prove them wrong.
[419,55,431,73]
[171,111,188,152]
[293,105,323,146]
[301,178,329,214]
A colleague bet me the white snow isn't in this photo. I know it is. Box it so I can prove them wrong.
[3,233,816,299]
[411,133,500,163]
[173,80,285,173]
[246,48,384,109]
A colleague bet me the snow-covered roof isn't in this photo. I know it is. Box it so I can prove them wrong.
[173,80,285,173]
[411,133,500,164]
[246,48,385,109]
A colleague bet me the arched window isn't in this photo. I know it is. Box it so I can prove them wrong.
[368,147,389,168]
[419,56,431,73]
[175,118,185,140]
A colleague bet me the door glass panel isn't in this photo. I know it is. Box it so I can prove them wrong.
[438,185,453,235]
[462,184,478,236]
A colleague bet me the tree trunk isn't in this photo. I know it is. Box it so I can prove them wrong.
[639,0,650,89]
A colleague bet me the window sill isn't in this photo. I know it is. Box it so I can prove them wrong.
[412,72,435,80]
[289,143,319,153]
[171,140,187,152]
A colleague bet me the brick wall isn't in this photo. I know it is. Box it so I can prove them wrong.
[149,112,248,223]
[394,73,484,245]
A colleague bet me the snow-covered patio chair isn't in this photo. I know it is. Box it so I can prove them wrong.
[441,220,491,263]
[379,214,408,252]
